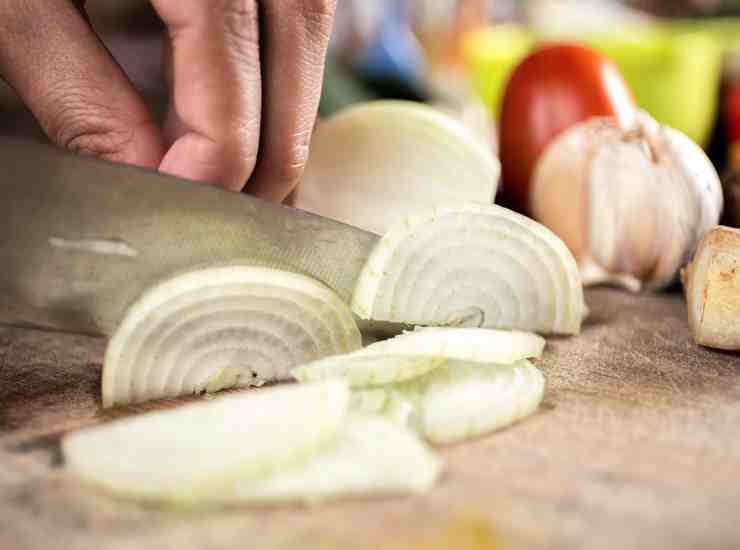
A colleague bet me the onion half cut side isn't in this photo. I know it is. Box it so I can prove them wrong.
[293,101,500,235]
[227,414,442,505]
[63,381,350,504]
[103,265,361,407]
[351,204,584,335]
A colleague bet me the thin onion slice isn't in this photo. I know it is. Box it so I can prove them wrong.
[292,354,447,387]
[351,360,545,445]
[351,203,584,335]
[293,101,500,235]
[358,327,545,364]
[397,360,545,445]
[225,414,442,505]
[62,381,350,504]
[103,265,361,407]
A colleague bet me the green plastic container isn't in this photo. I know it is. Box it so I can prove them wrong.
[464,22,729,147]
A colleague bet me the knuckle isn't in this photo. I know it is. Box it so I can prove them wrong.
[45,88,135,160]
[298,0,337,21]
[272,143,311,185]
[219,0,259,41]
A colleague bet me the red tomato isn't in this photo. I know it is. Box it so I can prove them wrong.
[727,81,740,168]
[498,43,636,214]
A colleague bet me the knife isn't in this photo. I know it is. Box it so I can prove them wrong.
[0,139,379,336]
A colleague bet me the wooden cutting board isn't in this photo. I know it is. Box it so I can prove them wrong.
[1,288,739,550]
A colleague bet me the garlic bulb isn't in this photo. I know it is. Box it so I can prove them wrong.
[531,112,723,291]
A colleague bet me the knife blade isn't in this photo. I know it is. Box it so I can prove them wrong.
[0,139,379,336]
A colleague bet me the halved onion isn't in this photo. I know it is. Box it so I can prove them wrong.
[351,204,584,335]
[103,265,361,407]
[394,360,545,445]
[62,381,350,503]
[293,354,447,387]
[227,414,442,505]
[293,101,500,235]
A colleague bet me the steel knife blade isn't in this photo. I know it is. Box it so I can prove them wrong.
[0,139,379,336]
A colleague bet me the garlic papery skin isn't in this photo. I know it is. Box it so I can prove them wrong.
[531,112,723,291]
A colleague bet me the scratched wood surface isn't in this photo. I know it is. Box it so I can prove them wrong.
[1,288,739,550]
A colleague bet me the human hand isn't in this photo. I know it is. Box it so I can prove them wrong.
[0,0,336,200]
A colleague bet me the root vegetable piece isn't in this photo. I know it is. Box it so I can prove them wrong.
[293,101,500,235]
[532,112,723,291]
[499,43,636,213]
[103,265,361,407]
[391,360,545,445]
[229,415,442,504]
[62,381,350,504]
[683,226,740,350]
[351,204,584,335]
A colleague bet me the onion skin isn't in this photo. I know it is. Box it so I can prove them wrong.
[499,43,636,213]
[532,113,723,291]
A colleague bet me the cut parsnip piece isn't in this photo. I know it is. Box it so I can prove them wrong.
[359,327,545,364]
[293,354,447,387]
[683,226,740,350]
[62,381,350,504]
[227,415,442,505]
[351,204,584,335]
[103,265,361,407]
[293,101,500,235]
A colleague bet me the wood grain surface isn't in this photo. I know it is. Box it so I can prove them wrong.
[1,288,739,550]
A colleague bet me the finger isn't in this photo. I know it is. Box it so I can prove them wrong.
[0,0,164,167]
[247,0,337,201]
[151,0,261,191]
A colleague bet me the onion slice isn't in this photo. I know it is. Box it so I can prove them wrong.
[396,360,545,445]
[226,414,442,505]
[351,360,545,445]
[293,354,447,387]
[103,265,361,407]
[352,205,584,335]
[359,327,545,364]
[293,101,500,235]
[62,381,350,504]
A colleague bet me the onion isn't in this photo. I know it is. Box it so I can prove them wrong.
[293,101,500,235]
[351,360,545,445]
[293,355,447,388]
[532,113,723,291]
[351,204,584,335]
[359,327,545,364]
[293,327,543,388]
[393,360,545,445]
[103,265,361,407]
[227,414,442,505]
[62,381,350,504]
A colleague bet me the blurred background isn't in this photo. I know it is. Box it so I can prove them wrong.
[1,0,740,174]
[321,0,740,175]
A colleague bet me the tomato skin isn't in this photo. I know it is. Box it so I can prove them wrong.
[498,43,636,213]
